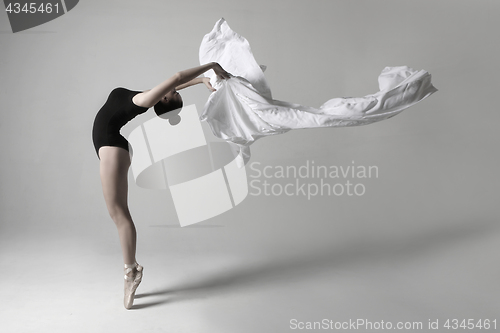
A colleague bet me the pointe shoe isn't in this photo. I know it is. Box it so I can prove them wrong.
[124,262,143,309]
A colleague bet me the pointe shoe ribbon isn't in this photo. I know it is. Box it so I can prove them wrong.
[124,263,143,309]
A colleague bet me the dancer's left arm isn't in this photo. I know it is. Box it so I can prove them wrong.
[135,62,230,108]
[176,77,216,92]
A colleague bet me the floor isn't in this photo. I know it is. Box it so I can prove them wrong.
[2,219,499,333]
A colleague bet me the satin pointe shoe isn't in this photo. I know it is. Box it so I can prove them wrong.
[124,262,143,309]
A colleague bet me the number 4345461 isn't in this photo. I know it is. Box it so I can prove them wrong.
[5,2,60,14]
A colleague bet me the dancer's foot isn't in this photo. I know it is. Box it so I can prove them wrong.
[124,262,143,309]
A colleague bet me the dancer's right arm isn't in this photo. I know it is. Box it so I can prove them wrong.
[135,62,231,108]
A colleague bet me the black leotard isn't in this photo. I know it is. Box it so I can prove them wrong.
[92,87,149,159]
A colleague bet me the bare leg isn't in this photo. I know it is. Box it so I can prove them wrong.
[98,146,137,264]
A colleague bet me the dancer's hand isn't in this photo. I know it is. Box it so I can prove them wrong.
[202,77,216,92]
[212,62,232,80]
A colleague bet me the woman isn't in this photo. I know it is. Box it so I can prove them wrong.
[92,62,232,309]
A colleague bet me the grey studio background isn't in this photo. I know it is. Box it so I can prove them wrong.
[1,0,498,332]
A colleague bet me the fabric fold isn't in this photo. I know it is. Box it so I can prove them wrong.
[199,18,438,167]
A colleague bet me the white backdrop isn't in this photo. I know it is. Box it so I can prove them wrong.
[1,1,498,332]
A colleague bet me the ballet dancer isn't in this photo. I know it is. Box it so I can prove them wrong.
[92,62,231,309]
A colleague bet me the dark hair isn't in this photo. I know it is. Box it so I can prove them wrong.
[154,97,183,116]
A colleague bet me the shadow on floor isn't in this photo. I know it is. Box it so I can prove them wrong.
[133,219,498,309]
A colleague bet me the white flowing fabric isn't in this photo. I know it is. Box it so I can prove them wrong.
[199,18,438,166]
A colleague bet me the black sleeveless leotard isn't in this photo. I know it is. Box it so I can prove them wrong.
[92,87,149,159]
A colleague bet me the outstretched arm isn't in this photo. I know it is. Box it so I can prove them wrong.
[134,62,230,108]
[176,77,216,92]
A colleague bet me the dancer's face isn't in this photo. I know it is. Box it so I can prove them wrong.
[154,89,183,116]
[162,89,182,105]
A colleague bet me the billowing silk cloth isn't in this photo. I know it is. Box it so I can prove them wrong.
[199,18,438,166]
